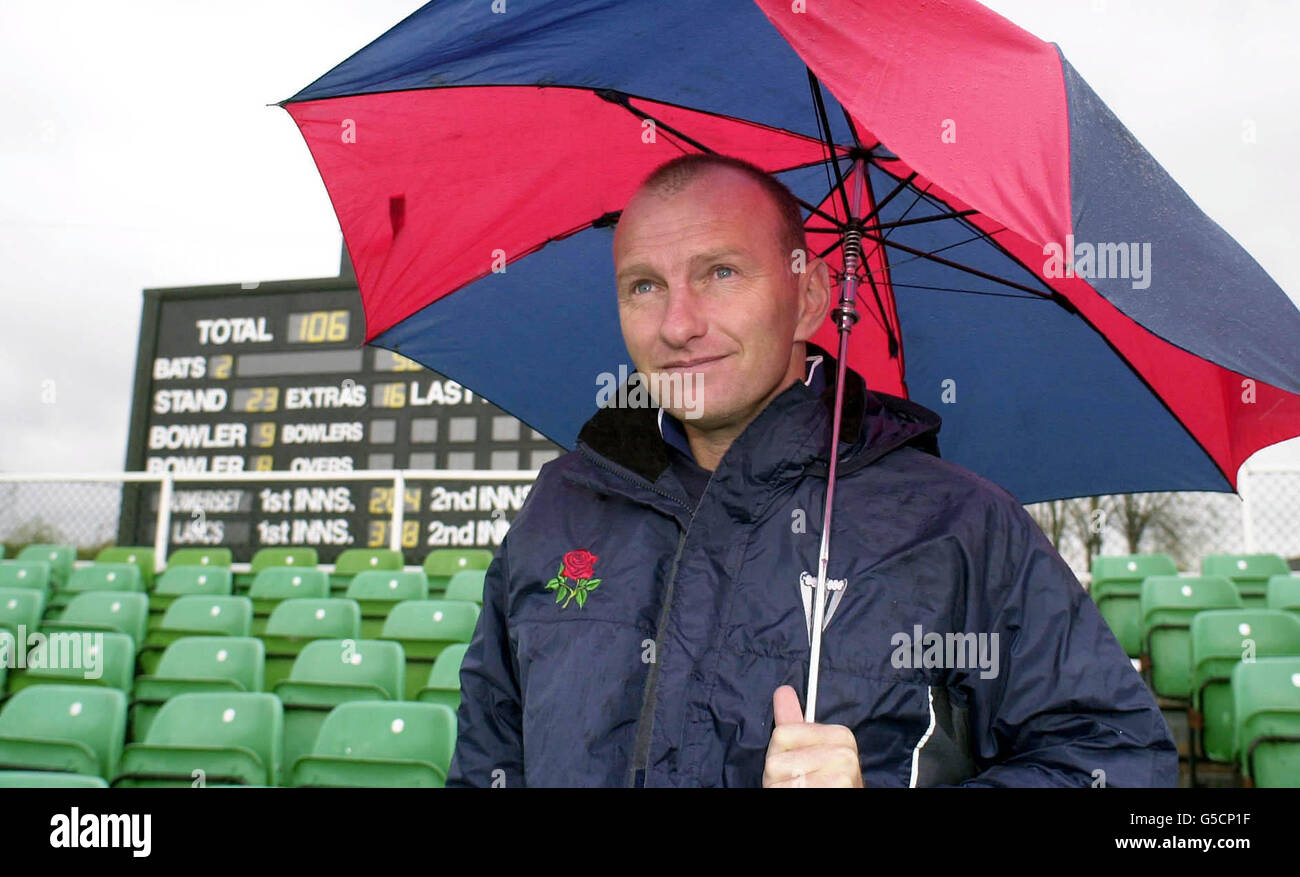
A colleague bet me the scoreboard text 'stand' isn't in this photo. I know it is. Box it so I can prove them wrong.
[121,275,562,563]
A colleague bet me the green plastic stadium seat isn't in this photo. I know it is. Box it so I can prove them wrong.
[0,587,45,638]
[273,638,404,787]
[423,549,494,593]
[0,685,128,779]
[43,591,149,650]
[1090,554,1177,657]
[381,600,481,700]
[114,691,282,787]
[50,562,143,613]
[346,570,429,637]
[0,561,52,598]
[138,596,254,675]
[235,547,320,592]
[248,567,330,634]
[1266,575,1300,618]
[1190,609,1300,766]
[417,643,468,712]
[131,637,265,741]
[290,701,455,788]
[1092,553,1178,584]
[16,545,75,589]
[0,770,109,788]
[1202,554,1290,608]
[330,549,403,593]
[444,571,486,605]
[1139,575,1242,699]
[1233,656,1300,787]
[166,547,233,570]
[94,547,157,591]
[261,598,361,690]
[150,565,233,625]
[252,546,320,573]
[6,632,136,696]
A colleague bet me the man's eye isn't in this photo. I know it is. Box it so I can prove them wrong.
[631,280,654,295]
[713,265,735,279]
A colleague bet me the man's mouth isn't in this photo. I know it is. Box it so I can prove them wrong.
[660,354,728,371]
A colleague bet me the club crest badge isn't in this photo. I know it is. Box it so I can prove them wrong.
[545,549,601,609]
[799,570,847,643]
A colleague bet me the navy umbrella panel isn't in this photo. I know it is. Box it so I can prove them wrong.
[281,0,1300,504]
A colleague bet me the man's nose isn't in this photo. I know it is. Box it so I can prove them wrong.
[658,284,707,348]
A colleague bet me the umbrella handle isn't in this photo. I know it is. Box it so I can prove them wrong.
[805,160,866,723]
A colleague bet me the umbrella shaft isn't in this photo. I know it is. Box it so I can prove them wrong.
[804,295,856,723]
[805,160,866,723]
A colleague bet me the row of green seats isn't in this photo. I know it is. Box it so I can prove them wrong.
[2,594,481,698]
[1,566,486,639]
[1,545,495,601]
[1232,657,1300,787]
[128,636,469,783]
[0,684,457,787]
[1140,577,1300,698]
[1182,610,1300,786]
[1092,552,1299,658]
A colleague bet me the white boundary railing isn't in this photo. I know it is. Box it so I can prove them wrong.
[0,470,539,572]
[2,466,1297,571]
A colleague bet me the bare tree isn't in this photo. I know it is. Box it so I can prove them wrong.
[1139,493,1232,570]
[1067,495,1114,574]
[1110,492,1181,555]
[6,515,66,548]
[1026,500,1069,551]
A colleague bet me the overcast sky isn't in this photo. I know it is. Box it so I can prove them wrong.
[1,0,1296,475]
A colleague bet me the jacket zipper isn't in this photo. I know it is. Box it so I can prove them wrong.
[628,524,690,787]
[573,443,696,787]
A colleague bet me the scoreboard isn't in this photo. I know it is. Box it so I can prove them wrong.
[120,272,563,564]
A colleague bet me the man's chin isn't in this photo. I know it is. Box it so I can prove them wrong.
[662,399,749,430]
[663,404,710,425]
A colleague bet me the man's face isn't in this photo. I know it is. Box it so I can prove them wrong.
[612,167,829,432]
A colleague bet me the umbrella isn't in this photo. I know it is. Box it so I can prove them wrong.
[279,0,1300,717]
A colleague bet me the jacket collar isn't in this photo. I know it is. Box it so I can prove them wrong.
[657,351,828,460]
[575,342,942,497]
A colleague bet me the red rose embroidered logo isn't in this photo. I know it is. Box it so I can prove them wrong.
[545,549,601,609]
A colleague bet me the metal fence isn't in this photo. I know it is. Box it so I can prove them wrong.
[1023,465,1300,580]
[1,467,1297,576]
[0,470,537,569]
[1240,465,1300,559]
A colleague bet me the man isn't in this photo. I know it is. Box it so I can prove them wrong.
[446,154,1179,788]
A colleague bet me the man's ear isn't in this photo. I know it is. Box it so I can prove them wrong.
[794,255,832,343]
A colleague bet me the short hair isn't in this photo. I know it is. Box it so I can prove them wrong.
[636,154,807,264]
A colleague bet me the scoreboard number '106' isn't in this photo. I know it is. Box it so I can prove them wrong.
[288,310,349,344]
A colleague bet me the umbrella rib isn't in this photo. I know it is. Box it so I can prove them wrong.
[862,230,1074,306]
[852,175,1077,313]
[805,69,903,355]
[807,70,854,222]
[885,177,1088,316]
[858,164,906,371]
[594,88,847,229]
[841,107,864,151]
[882,227,1011,270]
[816,173,922,263]
[806,210,979,235]
[855,175,928,285]
[860,262,898,358]
[595,89,1053,309]
[887,282,1047,301]
[860,172,920,228]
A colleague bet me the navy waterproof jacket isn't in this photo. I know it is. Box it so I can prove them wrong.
[447,344,1179,787]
